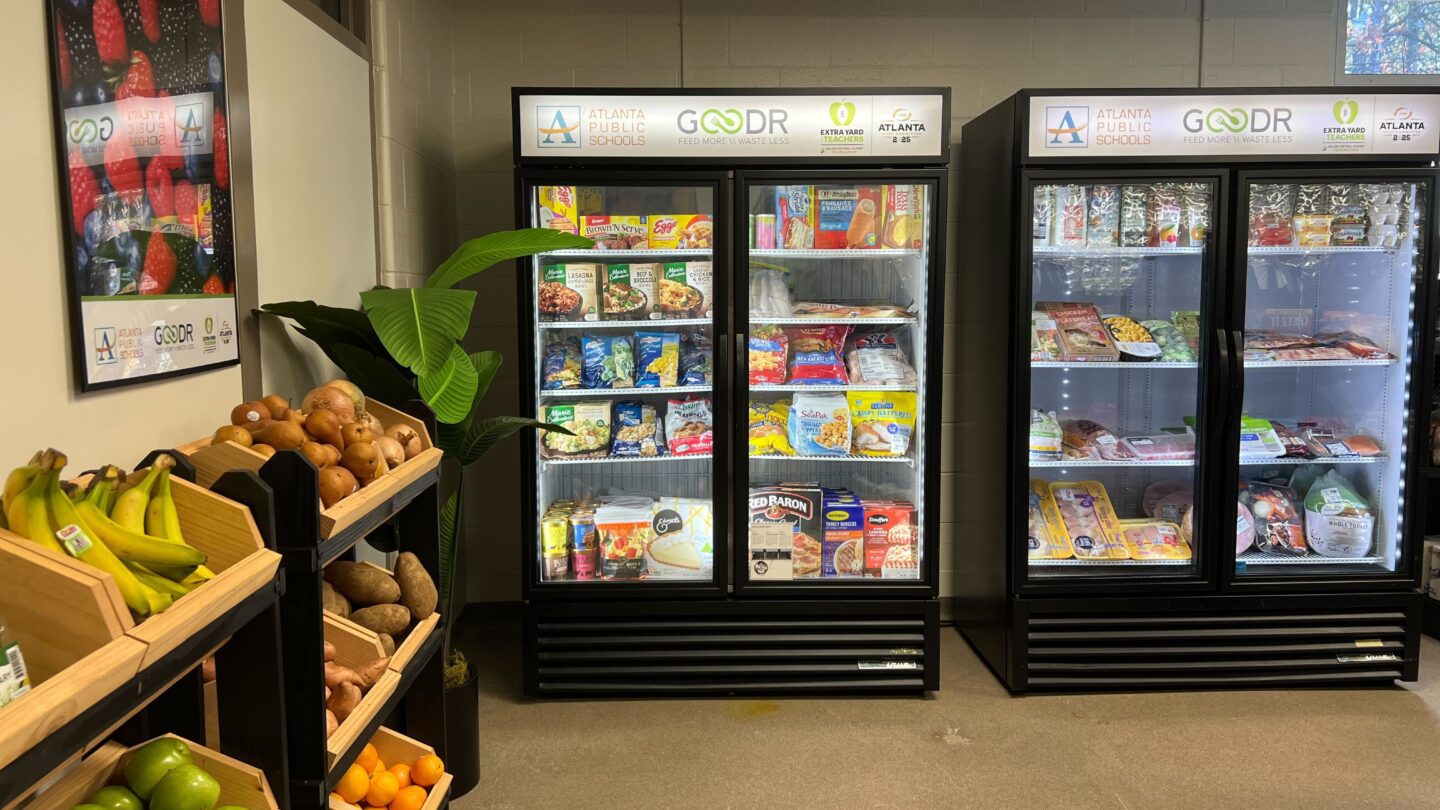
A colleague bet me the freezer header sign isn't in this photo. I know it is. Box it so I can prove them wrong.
[517,93,945,159]
[1026,94,1440,158]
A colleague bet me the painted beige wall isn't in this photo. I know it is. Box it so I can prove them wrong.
[244,0,379,400]
[0,1,242,472]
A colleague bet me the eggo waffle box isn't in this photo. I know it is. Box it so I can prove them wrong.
[648,215,713,249]
[537,186,578,234]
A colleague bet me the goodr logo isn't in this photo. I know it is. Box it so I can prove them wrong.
[1045,106,1088,147]
[536,106,580,148]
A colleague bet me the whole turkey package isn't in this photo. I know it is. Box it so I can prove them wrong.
[1302,471,1375,558]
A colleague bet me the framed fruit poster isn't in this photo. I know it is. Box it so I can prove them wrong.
[49,0,240,391]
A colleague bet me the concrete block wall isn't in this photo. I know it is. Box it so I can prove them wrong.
[409,0,1340,601]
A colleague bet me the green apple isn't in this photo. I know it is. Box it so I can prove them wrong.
[85,786,143,810]
[148,764,221,810]
[69,805,109,810]
[125,738,194,800]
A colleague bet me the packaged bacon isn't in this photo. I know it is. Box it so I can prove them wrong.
[1238,480,1308,555]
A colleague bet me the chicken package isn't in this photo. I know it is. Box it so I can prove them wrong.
[1049,481,1128,560]
[1061,419,1136,461]
[1027,479,1073,560]
[845,332,917,385]
[1117,519,1191,561]
[1303,471,1375,558]
[1239,480,1308,555]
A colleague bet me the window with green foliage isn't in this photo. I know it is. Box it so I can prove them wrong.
[1344,1,1440,76]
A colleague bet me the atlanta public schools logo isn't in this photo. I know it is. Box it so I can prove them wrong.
[536,106,580,148]
[94,327,117,365]
[1045,106,1088,147]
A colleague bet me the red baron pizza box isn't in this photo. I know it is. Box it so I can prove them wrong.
[1038,301,1120,362]
[749,485,822,579]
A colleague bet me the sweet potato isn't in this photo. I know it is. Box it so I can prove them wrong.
[326,709,339,738]
[394,552,438,621]
[355,657,391,691]
[322,641,336,662]
[201,657,216,683]
[322,581,351,618]
[324,661,363,690]
[327,681,361,722]
[325,561,401,606]
[378,633,396,656]
[349,603,411,636]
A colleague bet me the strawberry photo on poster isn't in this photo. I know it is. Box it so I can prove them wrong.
[51,0,239,389]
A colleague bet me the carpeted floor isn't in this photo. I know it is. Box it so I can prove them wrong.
[450,607,1440,810]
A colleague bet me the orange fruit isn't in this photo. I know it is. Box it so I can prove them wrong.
[411,754,444,787]
[336,764,370,804]
[370,757,387,776]
[355,743,379,774]
[389,763,412,789]
[390,785,428,810]
[366,770,400,806]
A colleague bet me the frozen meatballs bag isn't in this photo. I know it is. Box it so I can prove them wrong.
[1303,471,1375,558]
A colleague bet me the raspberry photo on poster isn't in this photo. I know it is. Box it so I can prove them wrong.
[52,0,234,299]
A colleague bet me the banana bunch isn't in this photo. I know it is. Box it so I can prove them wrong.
[0,450,211,620]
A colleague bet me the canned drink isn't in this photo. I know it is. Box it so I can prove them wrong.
[541,515,568,556]
[571,546,598,580]
[541,552,569,581]
[754,214,777,250]
[570,512,597,551]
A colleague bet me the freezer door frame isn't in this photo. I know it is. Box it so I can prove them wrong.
[1013,168,1231,597]
[1221,166,1440,593]
[731,168,946,599]
[515,168,732,600]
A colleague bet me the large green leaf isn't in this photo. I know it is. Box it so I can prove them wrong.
[459,416,568,466]
[329,343,419,406]
[426,228,593,290]
[359,287,475,376]
[471,351,502,405]
[439,488,459,610]
[417,344,479,424]
[258,300,380,352]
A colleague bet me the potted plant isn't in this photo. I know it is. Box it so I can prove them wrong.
[260,227,590,796]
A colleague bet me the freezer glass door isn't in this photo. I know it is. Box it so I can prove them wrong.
[526,182,720,587]
[741,179,936,587]
[1026,179,1215,583]
[1234,176,1429,579]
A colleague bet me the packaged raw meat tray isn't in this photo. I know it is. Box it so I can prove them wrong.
[1049,481,1127,560]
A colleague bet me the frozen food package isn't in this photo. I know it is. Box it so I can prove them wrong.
[680,331,712,385]
[665,397,714,456]
[541,336,583,390]
[1139,320,1195,362]
[1269,421,1313,459]
[1317,331,1393,360]
[749,325,788,385]
[1102,316,1162,362]
[790,302,913,319]
[846,331,917,385]
[1032,185,1053,247]
[1294,184,1328,215]
[1177,182,1211,246]
[748,399,794,456]
[1328,183,1368,246]
[581,215,648,249]
[1298,422,1344,458]
[1032,311,1061,361]
[1303,471,1375,558]
[538,263,599,322]
[776,185,815,249]
[1119,432,1196,461]
[1085,185,1120,247]
[1062,418,1136,461]
[539,401,612,459]
[814,186,881,249]
[1039,301,1120,362]
[1236,501,1257,555]
[1238,479,1308,555]
[1029,409,1063,462]
[647,497,714,579]
[1171,310,1201,354]
[603,263,661,321]
[537,186,579,234]
[611,401,664,457]
[635,332,680,388]
[848,391,917,457]
[1153,489,1194,525]
[789,392,851,456]
[1341,433,1382,456]
[1119,185,1150,247]
[1248,184,1296,247]
[1049,481,1127,560]
[1142,480,1191,517]
[786,325,851,385]
[1027,480,1073,560]
[595,501,651,580]
[882,184,925,250]
[1117,519,1192,561]
[1293,186,1332,247]
[1239,416,1286,458]
[660,261,713,319]
[581,333,635,389]
[822,495,864,578]
[865,501,919,579]
[1148,183,1182,247]
[1050,185,1087,246]
[749,266,793,317]
[648,214,712,250]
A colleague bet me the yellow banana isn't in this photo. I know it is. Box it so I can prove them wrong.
[46,453,160,618]
[5,451,50,537]
[145,472,215,581]
[6,482,29,538]
[75,500,206,570]
[111,456,172,533]
[3,452,42,505]
[128,562,193,598]
[23,469,65,555]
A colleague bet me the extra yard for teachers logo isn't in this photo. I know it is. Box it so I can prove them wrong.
[1045,107,1088,147]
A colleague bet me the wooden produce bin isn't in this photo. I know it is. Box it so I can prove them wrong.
[118,470,281,667]
[346,561,442,675]
[367,727,453,810]
[323,613,400,768]
[28,735,278,810]
[176,399,444,540]
[0,535,147,774]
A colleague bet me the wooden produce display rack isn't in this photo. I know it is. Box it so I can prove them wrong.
[370,727,454,810]
[0,454,286,809]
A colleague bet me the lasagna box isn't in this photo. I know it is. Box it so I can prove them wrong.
[863,500,918,578]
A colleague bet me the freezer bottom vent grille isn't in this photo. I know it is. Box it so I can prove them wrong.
[528,601,937,696]
[1024,607,1413,690]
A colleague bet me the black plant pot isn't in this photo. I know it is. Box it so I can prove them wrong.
[444,662,480,798]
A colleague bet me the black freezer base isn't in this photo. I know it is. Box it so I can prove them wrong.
[524,599,940,697]
[956,591,1423,693]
